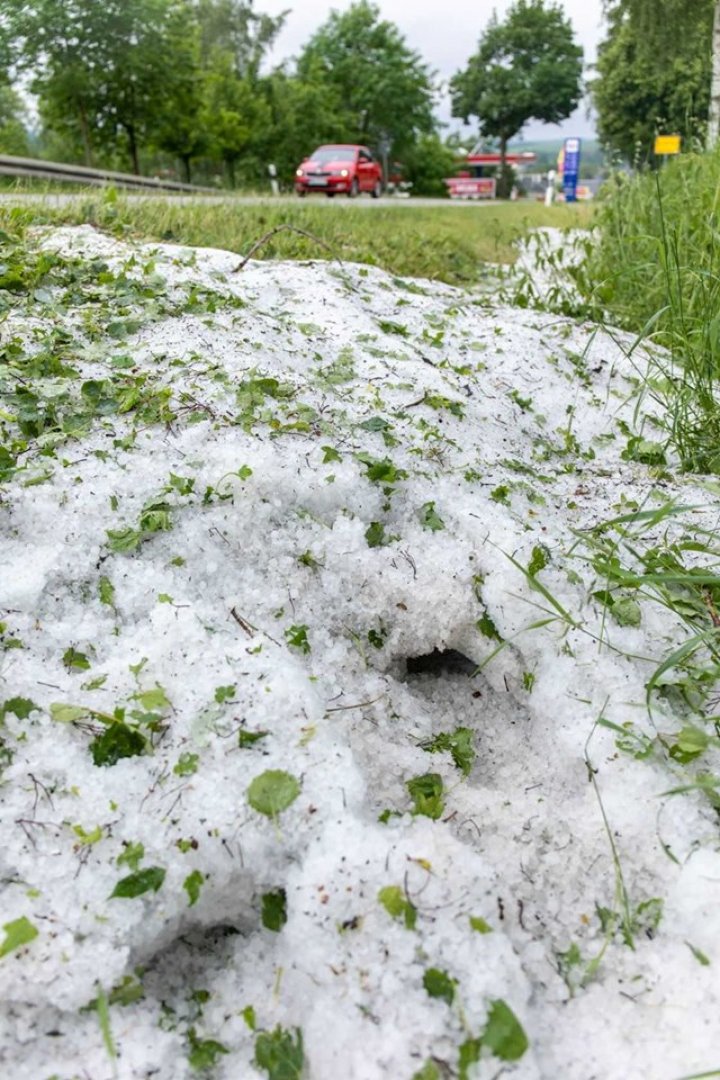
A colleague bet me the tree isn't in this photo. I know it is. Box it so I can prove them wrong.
[450,0,583,195]
[96,0,201,175]
[296,1,437,159]
[592,1,715,162]
[150,5,209,182]
[6,1,105,165]
[710,0,720,148]
[401,135,458,197]
[5,0,205,173]
[258,67,348,182]
[0,84,29,156]
[194,0,286,80]
[203,51,270,185]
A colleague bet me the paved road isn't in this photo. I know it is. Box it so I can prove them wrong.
[0,192,505,209]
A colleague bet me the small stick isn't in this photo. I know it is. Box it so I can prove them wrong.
[233,224,356,290]
[29,773,54,814]
[325,695,384,713]
[230,607,256,637]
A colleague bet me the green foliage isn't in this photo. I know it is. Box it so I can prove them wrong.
[238,728,269,749]
[261,888,287,931]
[284,624,310,654]
[356,453,408,486]
[247,770,301,818]
[365,521,388,548]
[421,727,476,776]
[8,197,590,287]
[469,915,493,934]
[457,1000,529,1074]
[296,0,436,159]
[110,866,166,899]
[592,0,715,162]
[412,1063,441,1080]
[422,967,457,1005]
[63,647,91,671]
[419,501,445,531]
[402,134,459,197]
[0,697,38,721]
[0,916,38,959]
[480,999,529,1062]
[477,610,502,642]
[0,84,29,155]
[183,871,205,907]
[214,685,236,705]
[174,752,200,776]
[90,722,146,767]
[528,544,550,577]
[188,1027,229,1072]
[204,53,270,186]
[109,974,145,1006]
[583,154,720,473]
[6,0,204,174]
[451,0,582,194]
[95,985,116,1061]
[117,842,144,871]
[406,772,445,819]
[378,885,417,929]
[99,576,116,607]
[621,438,666,466]
[254,1025,304,1080]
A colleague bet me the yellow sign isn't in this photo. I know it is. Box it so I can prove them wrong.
[654,135,681,156]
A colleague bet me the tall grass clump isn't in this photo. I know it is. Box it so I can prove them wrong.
[583,150,720,474]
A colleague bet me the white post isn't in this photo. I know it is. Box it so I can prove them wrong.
[545,169,556,207]
[708,0,720,150]
[268,163,279,197]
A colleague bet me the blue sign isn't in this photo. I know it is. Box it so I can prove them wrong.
[563,137,582,203]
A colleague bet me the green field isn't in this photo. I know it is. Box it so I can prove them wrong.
[0,191,593,286]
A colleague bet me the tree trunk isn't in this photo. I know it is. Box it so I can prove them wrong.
[708,0,720,150]
[498,134,510,199]
[225,156,236,188]
[181,155,192,184]
[78,102,93,167]
[126,125,140,175]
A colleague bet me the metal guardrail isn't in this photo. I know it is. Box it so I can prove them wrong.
[0,154,220,194]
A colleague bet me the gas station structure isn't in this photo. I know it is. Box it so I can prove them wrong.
[444,144,538,199]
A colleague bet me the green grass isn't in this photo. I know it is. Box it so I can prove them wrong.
[579,150,720,473]
[0,188,592,287]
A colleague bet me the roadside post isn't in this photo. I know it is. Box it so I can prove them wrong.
[268,163,279,197]
[562,137,581,203]
[545,168,556,206]
[378,136,391,193]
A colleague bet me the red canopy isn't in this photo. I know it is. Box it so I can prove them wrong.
[465,151,537,167]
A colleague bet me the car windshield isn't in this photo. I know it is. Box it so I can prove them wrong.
[309,147,355,164]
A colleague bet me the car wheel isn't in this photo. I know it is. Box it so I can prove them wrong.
[297,189,306,198]
[371,180,382,199]
[326,192,335,198]
[348,178,359,199]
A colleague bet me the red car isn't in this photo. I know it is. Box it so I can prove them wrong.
[295,144,383,198]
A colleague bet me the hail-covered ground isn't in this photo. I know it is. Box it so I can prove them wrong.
[1,224,719,1080]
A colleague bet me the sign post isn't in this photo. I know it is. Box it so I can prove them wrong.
[562,137,581,203]
[654,135,681,157]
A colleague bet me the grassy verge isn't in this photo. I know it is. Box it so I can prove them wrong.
[580,150,720,474]
[0,188,592,286]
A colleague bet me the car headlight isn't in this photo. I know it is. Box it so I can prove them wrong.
[296,169,304,177]
[340,169,349,177]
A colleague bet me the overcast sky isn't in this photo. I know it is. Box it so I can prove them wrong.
[261,0,604,141]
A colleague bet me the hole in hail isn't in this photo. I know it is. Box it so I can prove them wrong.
[404,648,477,678]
